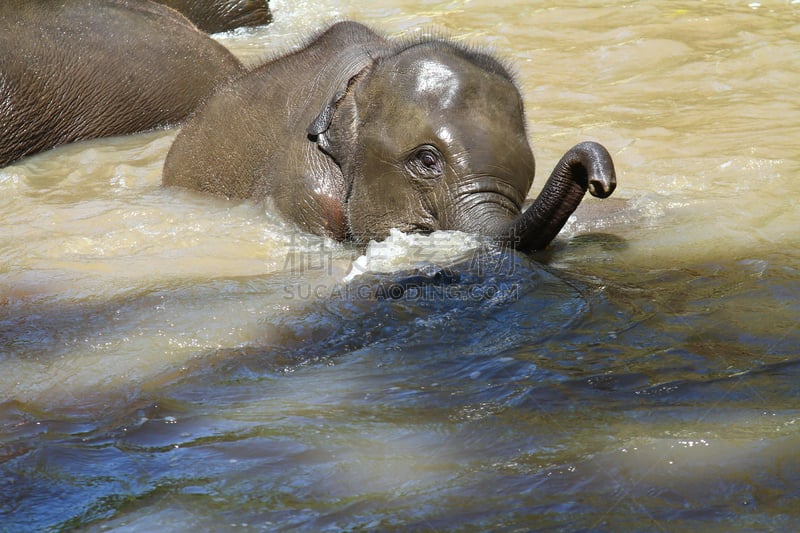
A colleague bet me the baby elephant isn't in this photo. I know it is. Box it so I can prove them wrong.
[164,21,617,252]
[0,0,244,168]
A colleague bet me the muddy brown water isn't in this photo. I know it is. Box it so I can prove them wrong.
[1,0,799,530]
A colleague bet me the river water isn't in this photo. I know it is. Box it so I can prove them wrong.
[2,0,799,530]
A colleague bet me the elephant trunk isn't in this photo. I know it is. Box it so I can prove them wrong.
[497,141,617,252]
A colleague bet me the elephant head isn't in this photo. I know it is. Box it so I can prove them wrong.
[308,39,616,252]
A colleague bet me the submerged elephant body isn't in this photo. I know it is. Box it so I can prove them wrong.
[164,21,617,252]
[154,0,271,34]
[0,0,245,168]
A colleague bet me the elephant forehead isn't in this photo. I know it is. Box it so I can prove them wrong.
[411,59,461,107]
[382,52,514,112]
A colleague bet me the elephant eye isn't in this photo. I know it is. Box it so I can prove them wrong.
[419,150,438,168]
[408,147,444,178]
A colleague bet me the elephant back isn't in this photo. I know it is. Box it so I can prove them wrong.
[0,0,244,167]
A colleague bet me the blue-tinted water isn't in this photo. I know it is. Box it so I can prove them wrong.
[2,244,799,530]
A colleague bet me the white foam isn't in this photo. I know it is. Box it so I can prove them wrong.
[343,228,483,282]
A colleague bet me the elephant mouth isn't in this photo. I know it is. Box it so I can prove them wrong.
[456,177,526,207]
[398,222,437,235]
[453,191,522,235]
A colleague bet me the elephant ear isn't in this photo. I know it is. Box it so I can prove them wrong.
[307,90,346,159]
[307,66,367,170]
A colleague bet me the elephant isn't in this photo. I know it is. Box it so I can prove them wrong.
[154,0,271,34]
[0,0,245,168]
[163,21,617,252]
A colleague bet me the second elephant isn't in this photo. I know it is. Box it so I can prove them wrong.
[0,0,244,168]
[163,21,617,252]
[154,0,271,34]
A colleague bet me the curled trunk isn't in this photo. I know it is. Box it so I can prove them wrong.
[499,141,616,252]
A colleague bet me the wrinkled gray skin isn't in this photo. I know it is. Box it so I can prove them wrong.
[155,0,271,34]
[0,0,244,168]
[164,21,617,252]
